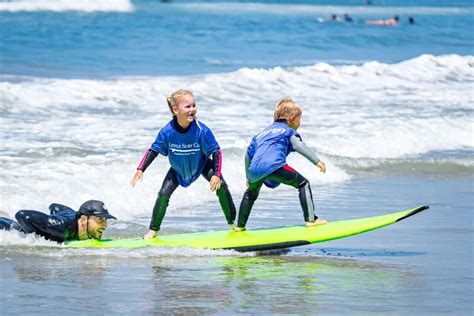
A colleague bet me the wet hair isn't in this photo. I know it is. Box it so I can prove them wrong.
[273,98,302,122]
[167,89,194,116]
[394,15,399,22]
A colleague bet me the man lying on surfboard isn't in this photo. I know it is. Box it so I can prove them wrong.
[235,98,327,232]
[0,200,116,243]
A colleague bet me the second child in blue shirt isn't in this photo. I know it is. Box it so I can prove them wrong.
[235,98,327,231]
[130,90,236,239]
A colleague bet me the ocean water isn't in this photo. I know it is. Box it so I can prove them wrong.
[0,0,473,314]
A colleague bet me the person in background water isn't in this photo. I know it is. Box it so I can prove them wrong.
[408,17,415,24]
[0,200,116,243]
[330,14,341,22]
[130,89,236,239]
[235,99,327,232]
[366,15,399,26]
[344,14,353,22]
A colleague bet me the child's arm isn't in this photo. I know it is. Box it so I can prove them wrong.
[209,150,222,192]
[245,154,250,177]
[244,153,250,185]
[290,136,326,173]
[244,138,256,184]
[130,149,159,187]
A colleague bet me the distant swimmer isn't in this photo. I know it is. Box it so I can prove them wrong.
[330,14,341,22]
[408,17,415,24]
[317,14,351,23]
[0,200,116,243]
[366,15,399,26]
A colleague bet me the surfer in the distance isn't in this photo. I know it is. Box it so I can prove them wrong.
[234,98,327,232]
[366,15,399,26]
[130,89,236,239]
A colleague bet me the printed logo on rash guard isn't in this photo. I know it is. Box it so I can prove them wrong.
[169,142,201,156]
[255,128,286,140]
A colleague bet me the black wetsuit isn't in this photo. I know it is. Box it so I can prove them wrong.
[0,203,80,243]
[237,164,317,228]
[138,117,236,231]
[236,119,322,228]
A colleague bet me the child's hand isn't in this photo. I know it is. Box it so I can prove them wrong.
[316,161,326,173]
[210,175,221,192]
[130,170,144,187]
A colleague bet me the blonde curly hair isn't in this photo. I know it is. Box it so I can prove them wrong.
[273,98,302,122]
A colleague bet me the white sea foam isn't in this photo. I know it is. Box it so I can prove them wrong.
[0,54,472,218]
[0,231,250,257]
[0,0,134,12]
[0,230,61,247]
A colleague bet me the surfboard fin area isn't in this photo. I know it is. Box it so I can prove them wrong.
[66,205,429,252]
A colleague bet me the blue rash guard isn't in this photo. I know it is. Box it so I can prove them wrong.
[247,120,300,184]
[150,118,220,187]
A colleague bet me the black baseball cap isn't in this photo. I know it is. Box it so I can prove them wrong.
[78,200,116,220]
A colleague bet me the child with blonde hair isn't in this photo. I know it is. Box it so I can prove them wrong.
[235,98,327,231]
[131,90,236,239]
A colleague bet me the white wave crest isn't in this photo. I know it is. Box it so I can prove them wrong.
[0,55,472,217]
[0,0,134,12]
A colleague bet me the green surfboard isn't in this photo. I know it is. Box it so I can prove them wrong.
[66,205,428,252]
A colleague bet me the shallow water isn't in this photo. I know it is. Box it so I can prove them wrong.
[1,176,472,314]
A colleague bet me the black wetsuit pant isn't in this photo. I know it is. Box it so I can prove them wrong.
[0,217,24,232]
[237,165,318,228]
[0,210,73,242]
[149,159,236,231]
[0,211,48,234]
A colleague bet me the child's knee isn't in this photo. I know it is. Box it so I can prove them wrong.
[297,177,309,189]
[245,188,260,201]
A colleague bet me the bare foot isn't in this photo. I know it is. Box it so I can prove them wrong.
[144,230,157,239]
[233,226,246,232]
[305,219,327,227]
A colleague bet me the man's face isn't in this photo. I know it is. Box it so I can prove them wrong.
[87,216,108,239]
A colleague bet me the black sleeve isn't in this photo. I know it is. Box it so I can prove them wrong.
[211,149,222,177]
[15,210,68,243]
[49,203,75,215]
[137,149,159,172]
